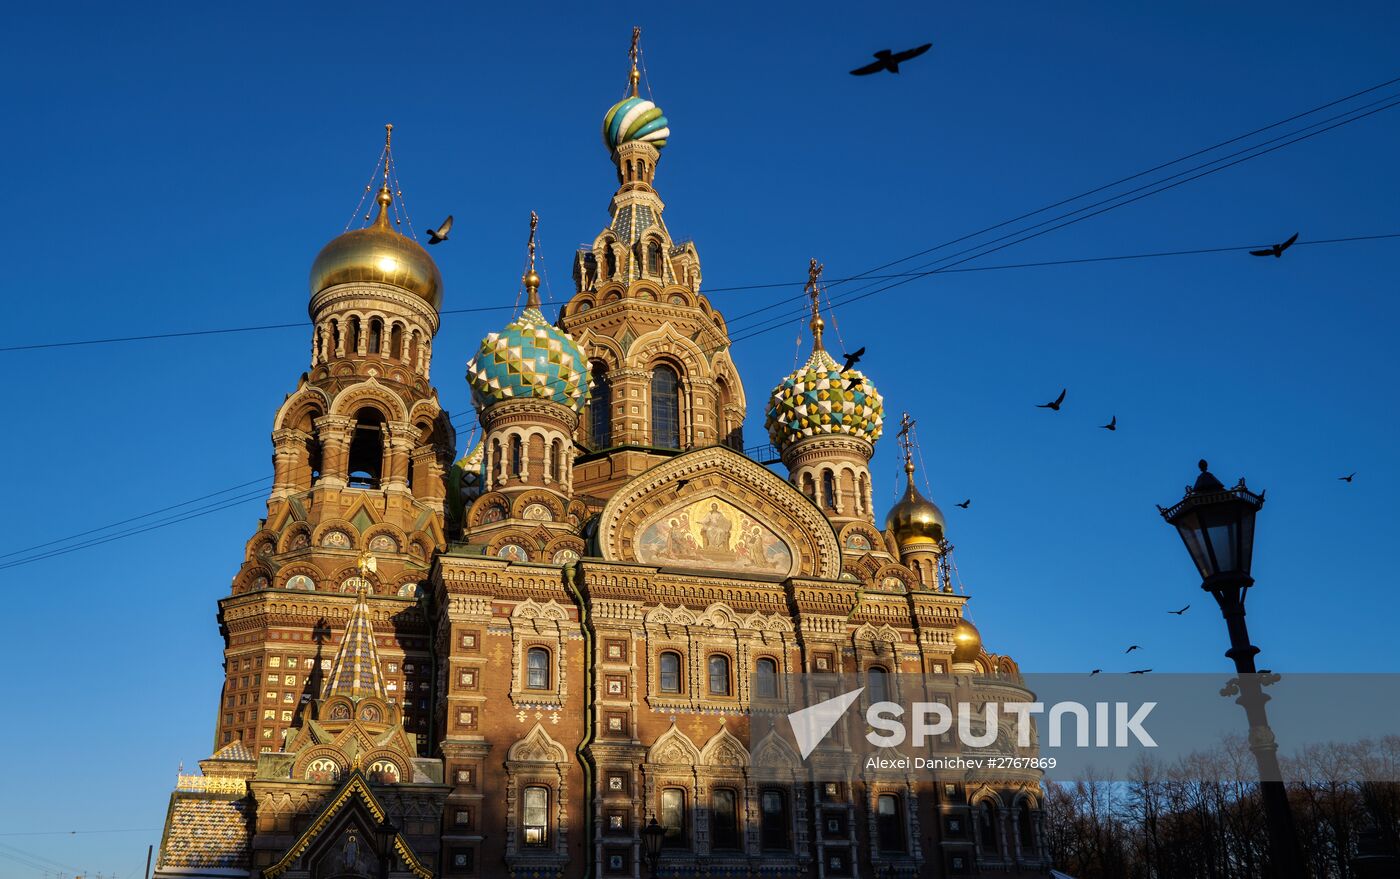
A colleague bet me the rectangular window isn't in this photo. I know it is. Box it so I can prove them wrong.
[711,788,739,850]
[760,789,790,851]
[660,788,686,848]
[523,786,549,847]
[877,794,904,853]
[658,652,681,693]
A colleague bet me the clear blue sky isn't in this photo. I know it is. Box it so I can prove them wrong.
[2,0,1397,872]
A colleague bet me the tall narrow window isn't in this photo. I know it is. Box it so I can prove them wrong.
[1018,800,1035,851]
[711,788,739,850]
[867,666,889,704]
[510,435,523,478]
[526,647,550,690]
[604,245,618,279]
[978,802,999,855]
[522,786,549,846]
[822,470,837,510]
[660,788,686,848]
[877,794,905,852]
[390,323,403,359]
[755,657,778,699]
[589,363,612,449]
[647,240,663,276]
[708,654,730,696]
[347,408,384,488]
[368,318,382,354]
[760,789,789,851]
[659,651,681,693]
[550,439,563,482]
[651,365,681,449]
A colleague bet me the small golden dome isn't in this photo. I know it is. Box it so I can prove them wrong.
[885,464,946,549]
[952,617,982,664]
[309,187,443,309]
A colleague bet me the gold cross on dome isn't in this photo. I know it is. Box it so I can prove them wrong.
[629,27,642,97]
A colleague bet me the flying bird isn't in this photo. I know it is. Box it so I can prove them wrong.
[1037,389,1066,411]
[1090,669,1102,675]
[1250,232,1298,258]
[849,43,933,76]
[676,479,690,491]
[1169,605,1190,616]
[1101,416,1117,431]
[1339,472,1356,483]
[1125,645,1141,654]
[842,347,866,371]
[427,215,454,245]
[955,499,971,509]
[1129,669,1152,675]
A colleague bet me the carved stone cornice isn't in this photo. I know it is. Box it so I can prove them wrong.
[310,281,441,334]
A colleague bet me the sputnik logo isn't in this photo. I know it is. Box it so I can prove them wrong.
[787,688,864,759]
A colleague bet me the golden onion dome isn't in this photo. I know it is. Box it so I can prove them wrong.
[951,617,982,664]
[309,187,443,310]
[885,462,946,549]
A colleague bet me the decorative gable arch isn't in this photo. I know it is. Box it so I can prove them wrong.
[647,724,701,767]
[596,446,842,580]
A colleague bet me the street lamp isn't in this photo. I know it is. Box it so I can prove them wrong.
[642,815,666,879]
[375,818,398,879]
[1159,460,1303,879]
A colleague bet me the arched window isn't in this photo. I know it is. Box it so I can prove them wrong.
[526,647,550,689]
[978,802,999,855]
[550,438,563,482]
[660,788,687,848]
[1018,799,1035,851]
[604,244,618,278]
[659,651,682,693]
[711,788,739,850]
[647,240,663,276]
[760,789,790,851]
[822,470,837,510]
[590,362,612,449]
[347,408,384,488]
[708,654,731,696]
[651,365,681,449]
[876,794,905,852]
[329,319,340,355]
[755,657,778,699]
[348,316,362,354]
[867,666,890,704]
[510,435,524,478]
[522,785,549,846]
[390,323,403,359]
[367,318,383,354]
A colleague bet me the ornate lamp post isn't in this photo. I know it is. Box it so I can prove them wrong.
[375,818,398,879]
[1159,460,1303,879]
[642,815,666,879]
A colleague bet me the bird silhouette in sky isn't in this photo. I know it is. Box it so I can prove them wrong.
[1037,389,1066,411]
[1129,669,1152,675]
[955,499,971,509]
[1250,232,1298,258]
[849,43,933,76]
[1101,415,1117,431]
[1339,472,1356,483]
[427,215,453,244]
[1125,645,1141,654]
[842,347,866,371]
[1090,669,1102,675]
[1169,605,1190,616]
[850,376,864,389]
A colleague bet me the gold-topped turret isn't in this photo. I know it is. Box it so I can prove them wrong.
[886,413,947,549]
[308,124,443,309]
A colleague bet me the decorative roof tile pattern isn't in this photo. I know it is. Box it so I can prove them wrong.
[764,349,885,448]
[159,796,249,869]
[466,307,590,412]
[322,585,387,702]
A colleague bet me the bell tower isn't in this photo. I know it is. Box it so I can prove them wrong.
[218,126,453,756]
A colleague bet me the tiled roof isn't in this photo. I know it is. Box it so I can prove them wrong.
[322,586,387,702]
[159,796,248,869]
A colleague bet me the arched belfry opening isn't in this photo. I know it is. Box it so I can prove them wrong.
[347,407,385,488]
[650,364,681,449]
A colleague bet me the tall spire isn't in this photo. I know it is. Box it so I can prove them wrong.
[805,258,826,352]
[372,123,395,229]
[523,211,541,308]
[628,26,641,97]
[896,412,917,482]
[322,552,387,702]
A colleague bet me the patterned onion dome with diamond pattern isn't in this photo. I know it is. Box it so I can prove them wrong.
[764,348,884,449]
[602,96,670,153]
[466,306,590,412]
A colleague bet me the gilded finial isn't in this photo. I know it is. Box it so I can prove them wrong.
[805,258,826,351]
[629,27,642,98]
[896,412,917,477]
[372,123,395,228]
[523,211,541,307]
[355,550,377,593]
